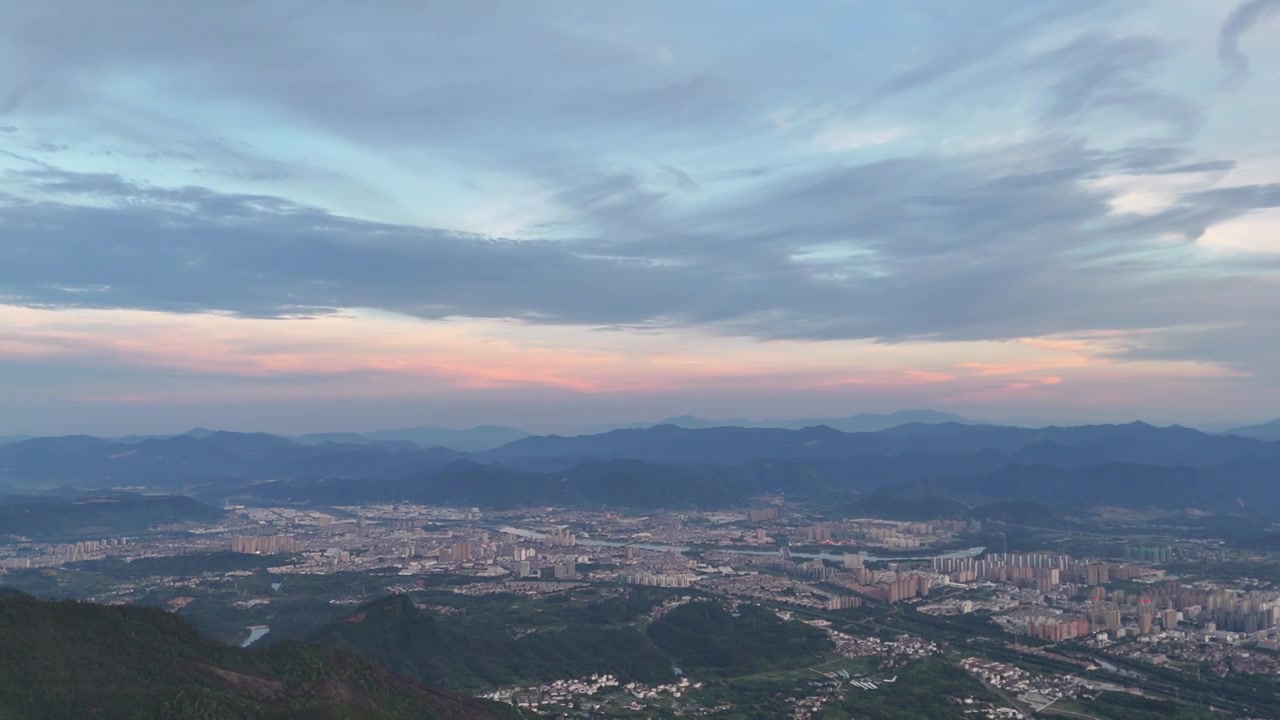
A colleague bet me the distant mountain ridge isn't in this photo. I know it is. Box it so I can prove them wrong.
[8,420,1280,519]
[1225,418,1280,441]
[1,425,528,452]
[580,409,970,433]
[867,456,1280,516]
[484,420,1280,468]
[0,432,465,491]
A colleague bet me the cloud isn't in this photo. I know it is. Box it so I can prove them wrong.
[1219,0,1280,82]
[811,125,910,154]
[1,0,1278,429]
[0,0,738,161]
[853,0,1108,111]
[3,139,1278,364]
[1031,34,1200,136]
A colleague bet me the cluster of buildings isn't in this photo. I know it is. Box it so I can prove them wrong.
[1076,579,1280,641]
[959,657,1088,709]
[789,519,976,550]
[700,572,864,611]
[933,552,1164,595]
[1124,545,1173,563]
[618,571,696,588]
[812,623,941,667]
[0,536,129,568]
[230,535,299,554]
[480,674,620,709]
[1116,633,1280,677]
[1000,610,1091,642]
[786,671,890,720]
[483,674,703,715]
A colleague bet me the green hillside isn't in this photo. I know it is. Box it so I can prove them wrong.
[308,592,834,692]
[308,593,674,692]
[646,600,831,676]
[0,590,519,720]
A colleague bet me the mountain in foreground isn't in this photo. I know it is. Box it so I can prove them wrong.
[0,590,519,720]
[308,593,831,692]
[308,593,675,692]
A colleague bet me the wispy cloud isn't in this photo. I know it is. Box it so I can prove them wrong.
[0,0,1278,430]
[1219,0,1280,83]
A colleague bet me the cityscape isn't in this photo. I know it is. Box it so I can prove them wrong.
[3,0,1280,717]
[7,491,1280,718]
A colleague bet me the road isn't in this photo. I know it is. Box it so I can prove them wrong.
[1039,706,1103,720]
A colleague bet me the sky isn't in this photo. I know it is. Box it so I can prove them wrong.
[1,0,1279,436]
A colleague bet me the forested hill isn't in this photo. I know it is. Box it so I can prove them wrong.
[307,592,831,692]
[0,590,520,720]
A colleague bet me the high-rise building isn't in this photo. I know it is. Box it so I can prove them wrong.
[803,525,832,543]
[1085,563,1110,586]
[232,535,300,554]
[1138,602,1154,635]
[547,528,576,547]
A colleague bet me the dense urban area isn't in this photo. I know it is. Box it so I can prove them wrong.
[8,445,1280,720]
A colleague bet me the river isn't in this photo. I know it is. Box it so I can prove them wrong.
[241,625,270,647]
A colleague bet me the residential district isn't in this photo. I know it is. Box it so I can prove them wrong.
[5,502,1280,717]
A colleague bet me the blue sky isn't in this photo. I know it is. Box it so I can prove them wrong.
[1,0,1278,435]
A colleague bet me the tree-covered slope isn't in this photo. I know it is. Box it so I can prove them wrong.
[308,593,674,692]
[0,590,519,720]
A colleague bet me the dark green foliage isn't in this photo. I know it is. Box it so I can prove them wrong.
[842,495,970,520]
[0,493,223,542]
[646,601,831,676]
[71,551,296,580]
[0,591,518,719]
[967,500,1074,527]
[825,657,998,719]
[689,657,996,720]
[1069,691,1219,720]
[308,593,674,691]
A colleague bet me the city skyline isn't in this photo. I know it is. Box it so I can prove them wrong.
[2,0,1279,435]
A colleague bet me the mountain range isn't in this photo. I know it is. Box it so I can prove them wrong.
[482,421,1280,468]
[6,417,1280,520]
[579,409,971,433]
